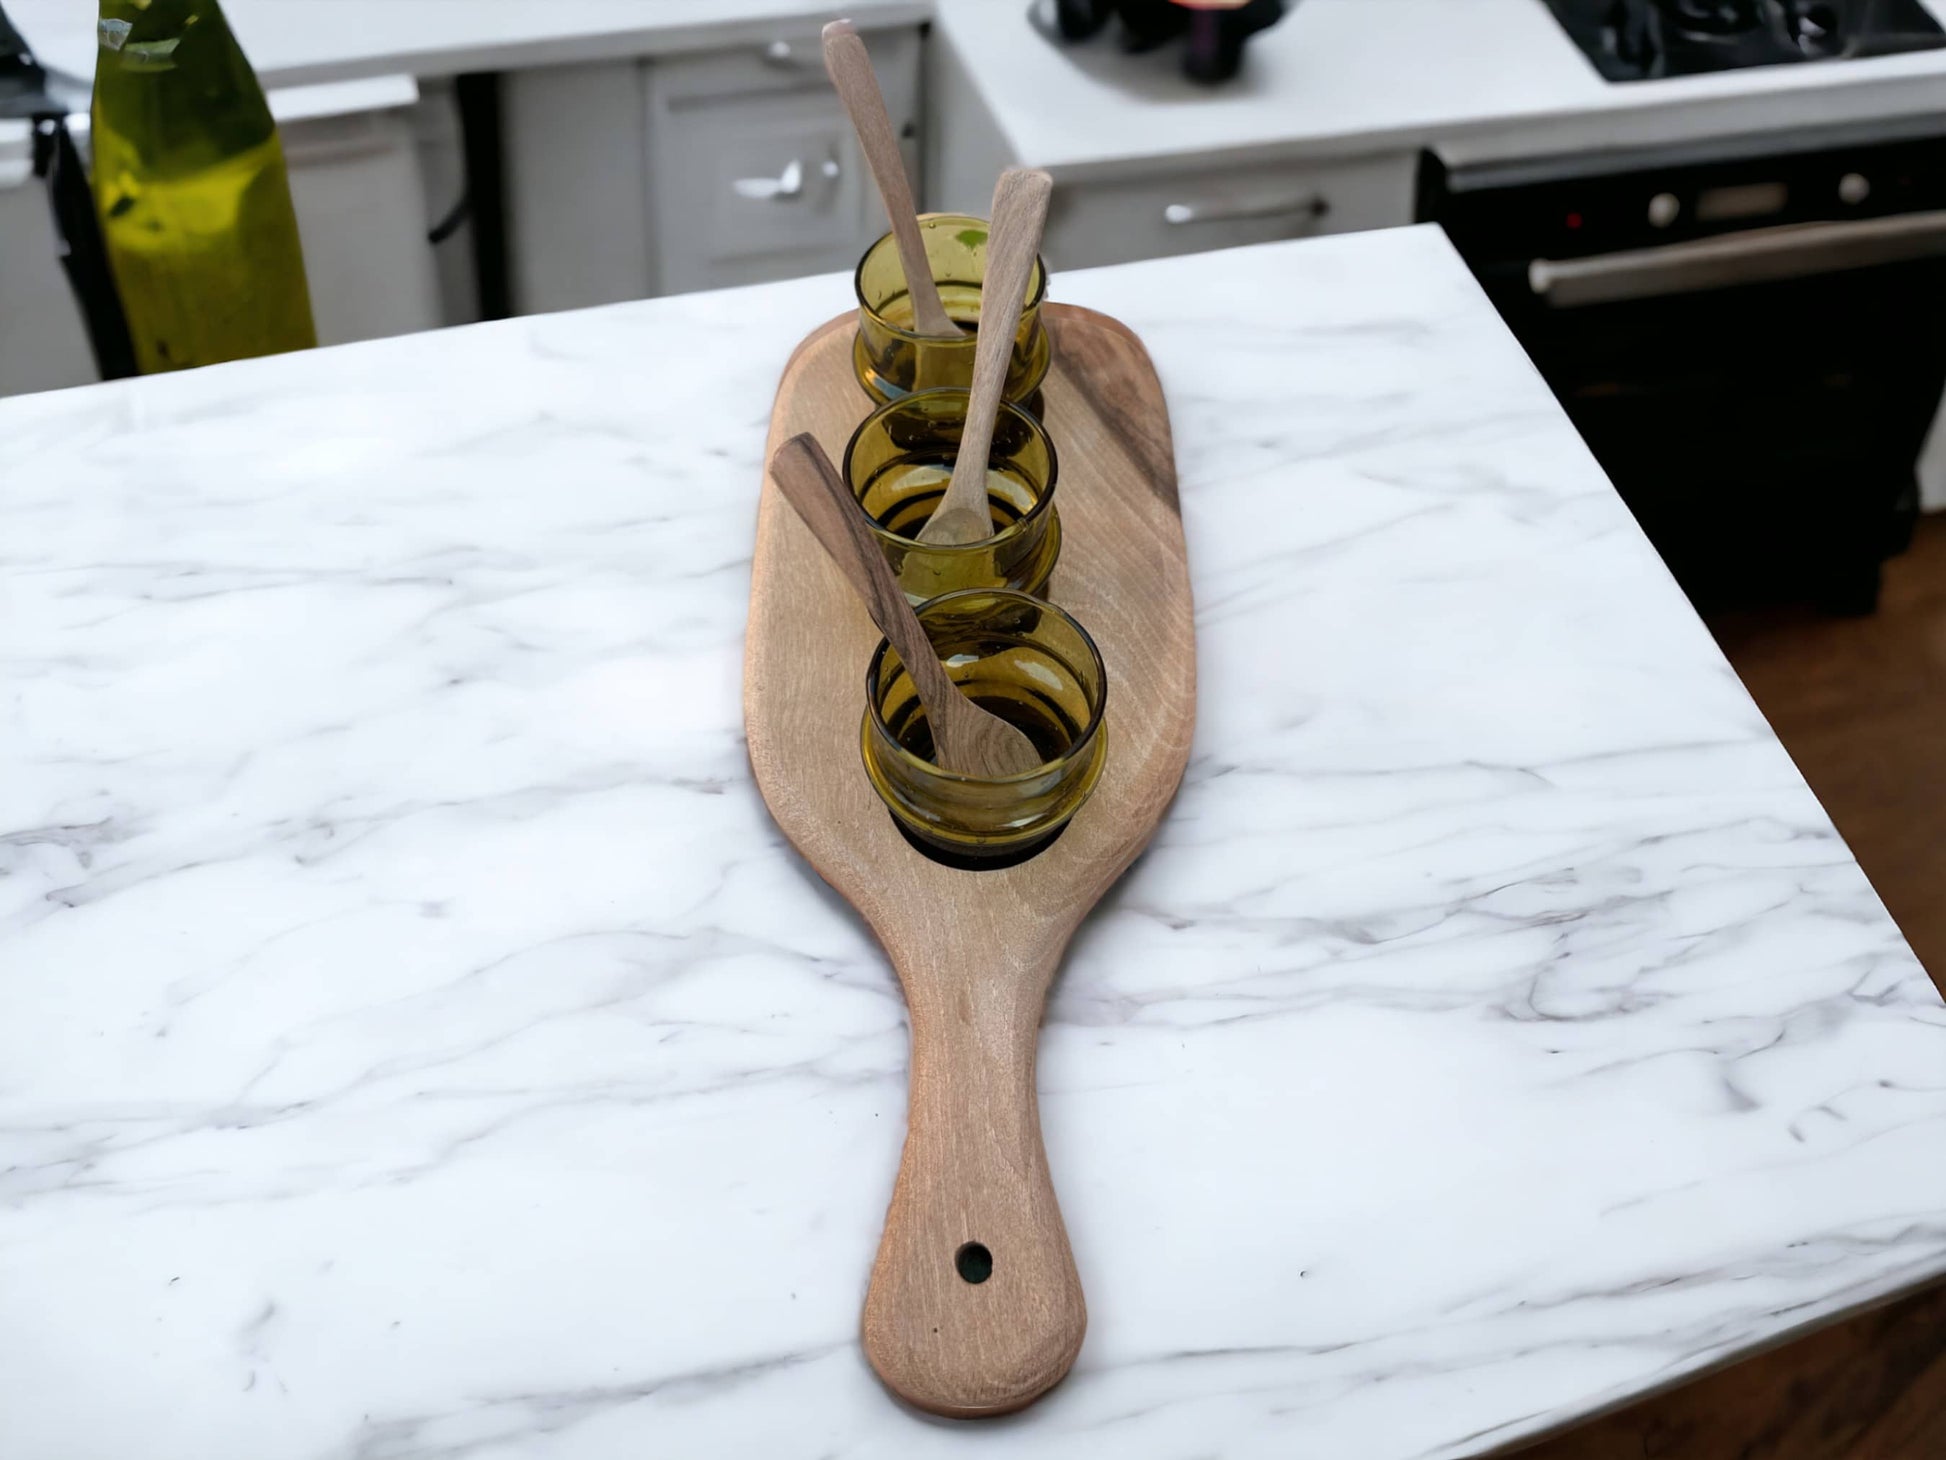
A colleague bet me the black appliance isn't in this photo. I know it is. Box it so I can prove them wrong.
[1040,0,1289,82]
[1540,0,1946,81]
[1422,122,1946,612]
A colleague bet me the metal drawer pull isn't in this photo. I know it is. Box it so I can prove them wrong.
[761,39,820,68]
[1163,193,1327,226]
[1529,209,1946,307]
[732,157,840,202]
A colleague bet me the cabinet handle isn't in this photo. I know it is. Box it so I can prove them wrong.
[761,38,821,69]
[732,156,841,202]
[1163,193,1328,226]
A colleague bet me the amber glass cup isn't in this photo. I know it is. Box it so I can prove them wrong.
[861,589,1107,864]
[843,387,1061,605]
[852,212,1051,408]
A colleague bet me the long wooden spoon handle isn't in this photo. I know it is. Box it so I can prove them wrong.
[823,20,957,337]
[767,434,960,707]
[940,168,1053,520]
[863,943,1085,1417]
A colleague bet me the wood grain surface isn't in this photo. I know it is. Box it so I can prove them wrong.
[744,304,1196,1417]
[1508,1279,1946,1459]
[765,432,1041,777]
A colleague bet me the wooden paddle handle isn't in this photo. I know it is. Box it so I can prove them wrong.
[862,944,1085,1417]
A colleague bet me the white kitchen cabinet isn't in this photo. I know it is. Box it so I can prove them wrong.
[0,75,448,400]
[647,29,922,295]
[0,123,98,399]
[276,78,447,348]
[505,24,922,314]
[1038,151,1418,271]
[503,61,651,315]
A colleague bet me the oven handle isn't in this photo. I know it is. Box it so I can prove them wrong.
[1164,193,1328,227]
[1528,209,1946,307]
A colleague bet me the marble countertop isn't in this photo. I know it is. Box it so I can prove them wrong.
[4,226,1944,1460]
[12,0,1946,171]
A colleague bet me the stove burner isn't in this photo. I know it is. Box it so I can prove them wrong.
[1548,0,1946,79]
[1783,1,1843,54]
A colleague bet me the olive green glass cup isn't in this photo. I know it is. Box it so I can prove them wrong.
[861,589,1108,864]
[844,387,1062,605]
[852,212,1052,408]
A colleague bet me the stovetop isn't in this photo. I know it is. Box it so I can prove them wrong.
[1542,0,1946,80]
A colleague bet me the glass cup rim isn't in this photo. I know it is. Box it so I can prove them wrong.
[852,211,1050,345]
[844,388,1060,556]
[864,588,1109,788]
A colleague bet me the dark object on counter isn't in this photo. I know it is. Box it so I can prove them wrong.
[1117,0,1189,53]
[0,2,136,379]
[1182,0,1287,81]
[1036,0,1290,81]
[1421,121,1946,614]
[1052,0,1116,40]
[1543,0,1946,82]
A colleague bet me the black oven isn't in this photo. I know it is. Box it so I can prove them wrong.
[1420,121,1946,612]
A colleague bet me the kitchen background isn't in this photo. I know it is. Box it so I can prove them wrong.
[3,1,1942,1453]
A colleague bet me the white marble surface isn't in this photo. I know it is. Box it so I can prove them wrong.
[3,227,1944,1460]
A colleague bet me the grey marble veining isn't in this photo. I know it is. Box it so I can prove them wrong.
[2,226,1942,1460]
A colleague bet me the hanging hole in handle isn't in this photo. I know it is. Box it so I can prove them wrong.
[955,1243,993,1284]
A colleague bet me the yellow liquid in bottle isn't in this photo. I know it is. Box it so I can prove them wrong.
[92,0,315,373]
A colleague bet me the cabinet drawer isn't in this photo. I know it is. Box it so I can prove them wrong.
[648,31,864,104]
[647,26,922,295]
[1043,152,1418,270]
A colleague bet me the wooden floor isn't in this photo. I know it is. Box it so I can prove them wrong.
[1512,516,1946,1459]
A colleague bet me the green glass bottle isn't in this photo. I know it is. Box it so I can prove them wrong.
[91,0,315,373]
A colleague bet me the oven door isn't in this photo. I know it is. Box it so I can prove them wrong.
[1526,224,1946,608]
[1426,138,1946,611]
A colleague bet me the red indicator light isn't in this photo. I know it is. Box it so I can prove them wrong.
[1566,211,1584,229]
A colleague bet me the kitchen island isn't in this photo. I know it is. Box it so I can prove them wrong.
[3,226,1944,1460]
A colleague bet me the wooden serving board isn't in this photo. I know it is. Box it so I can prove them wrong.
[744,304,1196,1418]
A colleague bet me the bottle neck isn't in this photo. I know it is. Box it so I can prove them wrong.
[93,0,268,153]
[99,0,212,22]
[98,0,240,82]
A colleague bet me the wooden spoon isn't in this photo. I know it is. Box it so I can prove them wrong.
[768,433,1042,779]
[916,167,1053,546]
[823,20,958,338]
